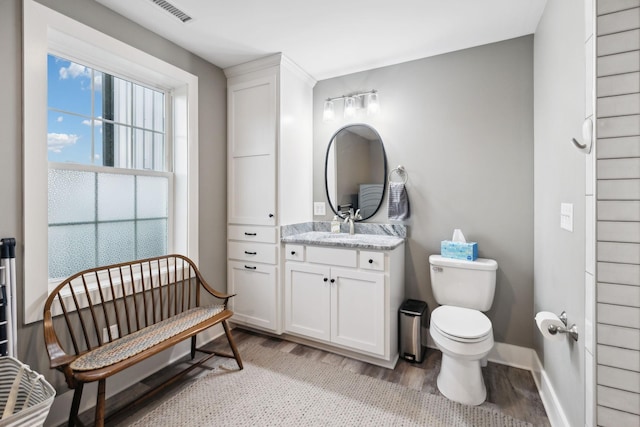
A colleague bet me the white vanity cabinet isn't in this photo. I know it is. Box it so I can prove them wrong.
[284,243,404,367]
[225,54,315,333]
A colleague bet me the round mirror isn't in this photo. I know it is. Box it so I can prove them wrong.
[325,124,387,221]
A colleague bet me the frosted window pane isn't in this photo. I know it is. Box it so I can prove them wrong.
[98,173,134,221]
[137,176,168,219]
[137,219,167,259]
[48,169,95,224]
[49,224,96,279]
[98,221,135,267]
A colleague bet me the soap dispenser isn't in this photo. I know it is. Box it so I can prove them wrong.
[331,215,341,233]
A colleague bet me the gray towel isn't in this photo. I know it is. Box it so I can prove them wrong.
[388,182,410,220]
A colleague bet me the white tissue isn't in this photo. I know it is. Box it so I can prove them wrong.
[535,311,564,341]
[452,229,466,243]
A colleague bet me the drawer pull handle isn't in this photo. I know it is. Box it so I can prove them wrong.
[368,259,374,264]
[244,265,257,270]
[244,232,257,236]
[323,278,328,282]
[291,251,296,255]
[244,251,257,255]
[330,278,335,283]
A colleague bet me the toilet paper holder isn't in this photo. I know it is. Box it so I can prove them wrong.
[547,311,579,342]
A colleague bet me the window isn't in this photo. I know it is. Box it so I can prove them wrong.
[47,55,171,279]
[24,0,199,323]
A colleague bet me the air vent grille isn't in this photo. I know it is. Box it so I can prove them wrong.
[150,0,192,23]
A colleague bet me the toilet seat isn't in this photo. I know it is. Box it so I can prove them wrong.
[431,306,492,343]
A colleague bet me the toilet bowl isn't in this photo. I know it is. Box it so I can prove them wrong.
[428,254,498,406]
[430,305,494,405]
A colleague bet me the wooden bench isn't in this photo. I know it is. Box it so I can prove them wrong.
[43,254,243,427]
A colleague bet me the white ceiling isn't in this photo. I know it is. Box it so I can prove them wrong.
[96,0,547,81]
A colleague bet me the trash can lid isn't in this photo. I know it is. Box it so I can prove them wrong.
[400,299,427,315]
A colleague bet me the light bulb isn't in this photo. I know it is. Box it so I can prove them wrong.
[344,97,356,119]
[367,92,380,115]
[323,100,335,122]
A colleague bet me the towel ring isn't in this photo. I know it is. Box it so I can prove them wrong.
[389,165,408,184]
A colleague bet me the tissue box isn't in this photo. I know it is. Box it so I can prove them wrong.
[441,240,478,261]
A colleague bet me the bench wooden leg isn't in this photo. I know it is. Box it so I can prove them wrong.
[95,379,106,427]
[222,320,243,370]
[191,335,197,359]
[68,383,83,427]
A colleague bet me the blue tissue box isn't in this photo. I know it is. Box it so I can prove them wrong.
[441,240,478,261]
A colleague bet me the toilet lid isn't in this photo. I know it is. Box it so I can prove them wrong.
[431,306,492,340]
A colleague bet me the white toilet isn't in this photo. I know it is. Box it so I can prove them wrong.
[428,254,498,406]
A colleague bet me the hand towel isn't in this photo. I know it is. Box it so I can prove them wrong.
[388,182,410,220]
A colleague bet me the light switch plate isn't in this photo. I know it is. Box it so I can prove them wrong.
[561,203,574,232]
[314,202,326,216]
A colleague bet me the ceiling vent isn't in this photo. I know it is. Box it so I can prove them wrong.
[149,0,192,23]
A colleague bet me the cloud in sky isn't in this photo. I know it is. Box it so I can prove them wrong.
[48,133,79,153]
[82,118,103,127]
[59,62,90,80]
[57,116,63,122]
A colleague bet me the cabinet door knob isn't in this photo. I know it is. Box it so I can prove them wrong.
[368,259,373,264]
[323,277,328,282]
[330,278,335,283]
[268,213,274,218]
[291,251,296,255]
[244,265,257,270]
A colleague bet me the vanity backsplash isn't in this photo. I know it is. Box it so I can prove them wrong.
[281,222,407,239]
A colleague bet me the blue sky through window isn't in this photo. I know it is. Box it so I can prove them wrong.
[47,54,104,165]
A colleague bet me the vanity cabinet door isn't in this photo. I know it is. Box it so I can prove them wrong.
[284,263,331,341]
[228,75,277,225]
[228,261,278,331]
[330,268,385,356]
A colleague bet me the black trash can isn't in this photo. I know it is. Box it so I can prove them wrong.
[399,299,428,363]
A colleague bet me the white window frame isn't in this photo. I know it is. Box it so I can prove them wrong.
[23,0,199,324]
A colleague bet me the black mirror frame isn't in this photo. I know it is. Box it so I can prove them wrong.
[324,123,387,221]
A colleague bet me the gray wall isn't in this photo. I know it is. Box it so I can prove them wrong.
[0,0,227,388]
[313,36,535,348]
[533,1,586,426]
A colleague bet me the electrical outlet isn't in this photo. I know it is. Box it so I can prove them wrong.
[560,203,573,232]
[102,324,119,342]
[314,202,326,216]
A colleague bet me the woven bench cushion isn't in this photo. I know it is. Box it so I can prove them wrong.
[70,305,225,371]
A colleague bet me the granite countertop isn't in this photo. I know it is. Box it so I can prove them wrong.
[281,231,404,250]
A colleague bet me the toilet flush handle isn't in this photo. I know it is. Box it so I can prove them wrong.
[432,266,443,272]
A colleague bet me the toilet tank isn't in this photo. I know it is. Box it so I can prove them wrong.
[429,254,498,311]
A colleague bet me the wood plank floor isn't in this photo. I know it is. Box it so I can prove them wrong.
[75,328,550,426]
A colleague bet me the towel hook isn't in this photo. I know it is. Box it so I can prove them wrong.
[389,165,408,184]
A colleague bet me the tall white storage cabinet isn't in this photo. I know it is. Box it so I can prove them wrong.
[225,54,315,334]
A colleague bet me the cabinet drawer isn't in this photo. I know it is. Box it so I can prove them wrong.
[306,246,357,268]
[360,251,385,271]
[228,241,277,264]
[228,225,277,243]
[285,244,305,261]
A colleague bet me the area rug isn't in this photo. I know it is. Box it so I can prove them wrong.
[131,342,532,427]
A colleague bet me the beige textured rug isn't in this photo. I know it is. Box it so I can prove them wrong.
[132,343,532,427]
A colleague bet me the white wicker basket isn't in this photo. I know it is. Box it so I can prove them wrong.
[0,357,55,427]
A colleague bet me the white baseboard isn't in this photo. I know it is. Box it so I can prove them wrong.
[45,325,224,427]
[531,352,571,427]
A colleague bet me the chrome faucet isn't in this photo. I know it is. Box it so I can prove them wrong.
[343,208,362,235]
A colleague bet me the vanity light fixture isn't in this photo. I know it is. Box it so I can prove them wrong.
[322,90,380,121]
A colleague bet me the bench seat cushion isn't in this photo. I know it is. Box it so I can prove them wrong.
[70,305,225,371]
